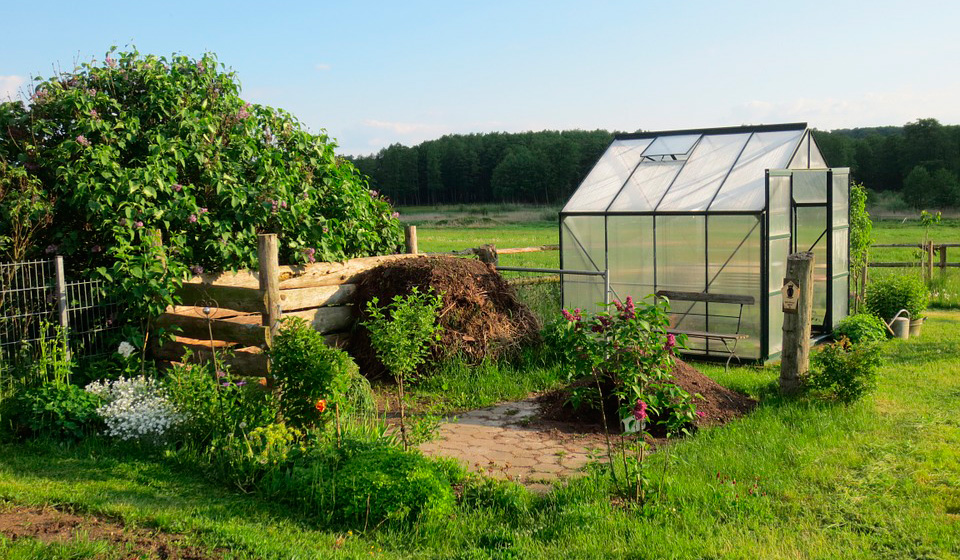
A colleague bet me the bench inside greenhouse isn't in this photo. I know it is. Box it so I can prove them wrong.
[656,290,756,368]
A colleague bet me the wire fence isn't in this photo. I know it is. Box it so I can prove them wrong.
[0,257,120,377]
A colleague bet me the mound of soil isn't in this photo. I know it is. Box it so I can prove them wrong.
[351,256,540,378]
[537,358,756,435]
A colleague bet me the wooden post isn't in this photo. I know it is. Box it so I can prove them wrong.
[257,234,281,343]
[939,245,947,273]
[926,241,934,282]
[404,225,418,255]
[53,255,71,361]
[781,251,815,395]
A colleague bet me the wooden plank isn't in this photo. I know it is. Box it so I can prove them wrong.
[183,269,260,289]
[154,339,268,374]
[667,329,748,340]
[279,284,357,311]
[497,245,560,254]
[656,290,755,305]
[284,306,355,334]
[158,310,267,347]
[177,284,262,313]
[278,254,424,289]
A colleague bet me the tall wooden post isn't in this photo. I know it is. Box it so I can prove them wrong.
[940,245,948,272]
[404,225,418,255]
[780,251,815,395]
[926,241,934,282]
[258,234,280,344]
[53,255,71,361]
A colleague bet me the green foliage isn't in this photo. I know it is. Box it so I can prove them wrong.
[865,273,929,319]
[267,317,358,428]
[163,359,277,446]
[808,338,882,403]
[362,287,444,382]
[848,181,872,310]
[0,161,52,261]
[11,383,103,441]
[834,313,887,344]
[297,442,457,528]
[0,48,402,336]
[216,422,304,490]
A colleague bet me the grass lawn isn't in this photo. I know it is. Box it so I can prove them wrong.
[2,312,959,558]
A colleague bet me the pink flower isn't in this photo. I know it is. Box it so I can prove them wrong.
[369,189,379,197]
[665,333,676,350]
[321,226,329,234]
[89,109,99,120]
[696,410,705,419]
[391,211,400,219]
[633,399,648,422]
[303,247,316,263]
[105,55,117,68]
[134,221,144,229]
[188,214,198,223]
[199,207,208,214]
[190,265,204,275]
[76,135,91,147]
[172,183,183,192]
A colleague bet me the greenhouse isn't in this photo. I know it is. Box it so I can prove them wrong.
[559,123,849,362]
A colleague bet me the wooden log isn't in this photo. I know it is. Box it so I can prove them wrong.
[258,234,281,339]
[405,225,418,254]
[177,284,262,313]
[154,338,268,374]
[158,311,267,347]
[277,254,424,289]
[283,306,355,334]
[279,284,357,311]
[781,251,814,395]
[183,269,260,289]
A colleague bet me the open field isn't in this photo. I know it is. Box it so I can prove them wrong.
[2,312,959,558]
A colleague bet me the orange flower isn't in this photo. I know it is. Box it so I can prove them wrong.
[315,399,327,413]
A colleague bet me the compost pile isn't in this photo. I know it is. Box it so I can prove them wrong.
[351,256,540,377]
[537,358,756,434]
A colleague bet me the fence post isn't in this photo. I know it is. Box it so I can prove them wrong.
[781,251,814,395]
[940,245,947,272]
[405,225,418,254]
[258,234,280,345]
[926,241,934,282]
[54,255,71,361]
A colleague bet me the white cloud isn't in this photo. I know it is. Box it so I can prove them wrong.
[0,75,25,101]
[730,86,960,130]
[362,119,450,136]
[314,63,331,71]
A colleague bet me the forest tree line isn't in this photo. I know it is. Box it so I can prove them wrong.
[349,118,960,208]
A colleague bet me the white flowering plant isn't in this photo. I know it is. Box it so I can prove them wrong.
[85,376,181,443]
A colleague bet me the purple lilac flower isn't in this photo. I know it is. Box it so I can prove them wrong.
[87,88,97,96]
[76,135,91,147]
[280,200,287,209]
[89,109,99,119]
[633,399,648,422]
[665,333,676,351]
[31,90,48,102]
[369,189,379,197]
[391,211,400,219]
[191,265,204,275]
[134,221,144,229]
[172,183,183,192]
[188,214,198,223]
[237,103,251,120]
[196,60,205,71]
[216,370,226,378]
[199,207,208,214]
[303,247,316,263]
[235,380,246,387]
[45,244,58,254]
[105,55,117,68]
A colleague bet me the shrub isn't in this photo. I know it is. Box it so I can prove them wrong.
[268,317,358,429]
[807,338,882,403]
[163,359,277,446]
[298,442,456,528]
[10,383,103,441]
[865,274,929,320]
[834,313,888,344]
[217,422,305,490]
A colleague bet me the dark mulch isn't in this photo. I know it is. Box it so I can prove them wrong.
[0,504,220,559]
[536,358,757,437]
[350,256,541,378]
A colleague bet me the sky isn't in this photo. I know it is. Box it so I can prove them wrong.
[2,0,959,156]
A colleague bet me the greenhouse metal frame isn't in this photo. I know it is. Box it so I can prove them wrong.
[559,123,849,362]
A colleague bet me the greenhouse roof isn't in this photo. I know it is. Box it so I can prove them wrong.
[562,123,826,213]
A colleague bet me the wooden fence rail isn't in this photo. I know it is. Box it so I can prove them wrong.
[868,242,960,281]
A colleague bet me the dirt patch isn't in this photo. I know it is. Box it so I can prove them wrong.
[0,504,218,559]
[351,256,540,378]
[536,358,757,435]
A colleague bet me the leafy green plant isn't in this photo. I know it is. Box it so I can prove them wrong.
[807,338,882,403]
[267,317,358,429]
[362,287,443,448]
[849,182,872,312]
[11,383,103,441]
[865,274,929,320]
[834,313,887,344]
[217,422,304,490]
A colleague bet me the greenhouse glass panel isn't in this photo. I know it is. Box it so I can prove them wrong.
[768,292,784,356]
[832,275,849,329]
[809,139,828,168]
[790,133,810,169]
[561,216,606,312]
[769,174,791,236]
[656,215,707,352]
[657,133,751,211]
[608,216,655,302]
[643,134,701,157]
[833,171,849,227]
[833,227,849,274]
[707,215,762,359]
[561,139,652,212]
[793,170,827,204]
[709,130,804,211]
[795,206,827,325]
[608,160,684,211]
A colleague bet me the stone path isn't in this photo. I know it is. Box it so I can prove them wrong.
[418,398,607,492]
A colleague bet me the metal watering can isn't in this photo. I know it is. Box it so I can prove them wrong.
[886,309,911,340]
